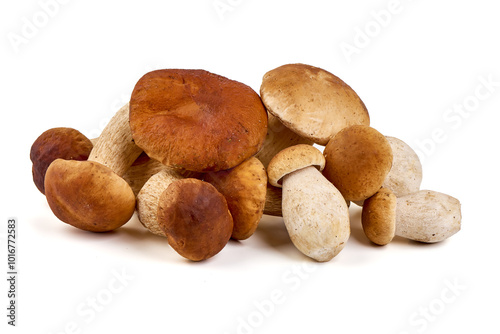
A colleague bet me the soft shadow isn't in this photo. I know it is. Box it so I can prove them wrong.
[348,206,380,248]
[254,215,310,261]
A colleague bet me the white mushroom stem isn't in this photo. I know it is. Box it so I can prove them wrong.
[282,166,350,262]
[88,103,143,177]
[122,159,168,196]
[136,169,200,236]
[395,190,461,243]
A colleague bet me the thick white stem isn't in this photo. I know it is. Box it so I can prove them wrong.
[88,103,143,176]
[395,190,461,243]
[282,166,350,262]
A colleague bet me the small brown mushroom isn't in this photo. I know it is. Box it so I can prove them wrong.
[204,157,267,240]
[157,178,233,261]
[362,188,461,245]
[136,169,194,237]
[44,104,143,232]
[323,125,393,202]
[30,128,93,194]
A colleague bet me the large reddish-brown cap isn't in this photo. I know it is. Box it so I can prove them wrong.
[157,178,233,261]
[204,157,267,241]
[260,63,370,145]
[129,69,268,172]
[45,159,136,232]
[30,128,93,194]
[323,125,393,202]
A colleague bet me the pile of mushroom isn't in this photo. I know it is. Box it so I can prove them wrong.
[31,63,461,262]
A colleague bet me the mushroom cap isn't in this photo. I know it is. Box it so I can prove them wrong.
[267,144,325,188]
[361,188,397,245]
[157,178,233,261]
[129,69,268,172]
[44,159,136,232]
[323,125,393,202]
[260,63,370,145]
[204,157,267,240]
[30,128,93,194]
[383,136,423,197]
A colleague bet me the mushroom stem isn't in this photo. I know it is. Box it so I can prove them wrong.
[256,113,314,217]
[123,158,169,196]
[282,166,350,261]
[136,169,200,236]
[263,185,283,216]
[395,190,461,243]
[89,103,143,176]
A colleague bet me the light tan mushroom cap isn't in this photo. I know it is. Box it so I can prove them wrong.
[45,159,135,232]
[204,157,267,240]
[260,63,370,145]
[361,188,397,245]
[323,125,393,202]
[267,144,325,188]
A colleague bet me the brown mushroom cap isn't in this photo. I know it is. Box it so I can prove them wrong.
[267,144,325,188]
[129,69,268,172]
[260,63,370,145]
[323,125,393,202]
[157,178,233,261]
[204,157,267,240]
[30,128,93,194]
[361,188,397,245]
[44,159,136,232]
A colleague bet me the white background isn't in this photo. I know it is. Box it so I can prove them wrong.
[2,0,499,333]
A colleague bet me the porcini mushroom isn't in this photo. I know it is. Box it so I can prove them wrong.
[354,136,423,206]
[204,157,267,240]
[267,145,350,262]
[260,63,370,145]
[136,168,199,237]
[44,104,143,232]
[129,69,268,172]
[255,113,314,217]
[30,127,161,197]
[157,178,233,261]
[323,125,393,202]
[30,127,93,194]
[362,188,461,245]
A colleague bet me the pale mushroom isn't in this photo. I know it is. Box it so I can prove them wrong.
[256,113,314,217]
[362,188,461,245]
[267,145,350,262]
[260,63,370,145]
